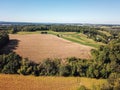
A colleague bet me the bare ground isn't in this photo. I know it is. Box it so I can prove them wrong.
[3,34,93,62]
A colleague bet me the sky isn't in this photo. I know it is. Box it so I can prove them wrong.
[0,0,120,24]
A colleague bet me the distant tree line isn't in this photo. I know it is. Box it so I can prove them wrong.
[0,24,120,44]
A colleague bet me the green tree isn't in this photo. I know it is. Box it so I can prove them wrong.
[59,65,71,76]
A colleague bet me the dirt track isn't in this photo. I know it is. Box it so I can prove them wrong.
[5,34,93,62]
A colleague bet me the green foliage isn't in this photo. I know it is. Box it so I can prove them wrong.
[0,31,9,49]
[91,49,99,61]
[1,24,120,44]
[38,59,60,76]
[59,64,71,76]
[18,58,35,75]
[0,52,21,74]
[0,50,119,79]
[100,73,120,90]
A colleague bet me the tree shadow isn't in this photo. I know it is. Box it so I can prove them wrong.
[0,39,20,54]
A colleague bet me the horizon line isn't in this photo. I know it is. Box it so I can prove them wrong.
[1,20,120,25]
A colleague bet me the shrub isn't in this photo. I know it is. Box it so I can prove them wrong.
[59,65,71,76]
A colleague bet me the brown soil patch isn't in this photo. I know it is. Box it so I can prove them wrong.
[3,34,93,62]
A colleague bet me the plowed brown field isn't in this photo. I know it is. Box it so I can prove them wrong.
[4,34,93,62]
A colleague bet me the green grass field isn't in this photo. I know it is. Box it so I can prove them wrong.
[48,31,104,48]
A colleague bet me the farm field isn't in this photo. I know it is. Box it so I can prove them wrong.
[2,33,93,62]
[48,31,104,48]
[0,74,107,90]
[17,31,104,48]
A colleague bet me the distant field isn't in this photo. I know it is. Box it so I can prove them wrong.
[0,74,107,90]
[16,31,41,34]
[17,31,104,48]
[48,31,104,48]
[98,30,111,36]
[2,33,93,62]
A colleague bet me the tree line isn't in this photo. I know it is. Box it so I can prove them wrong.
[1,24,120,44]
[0,52,120,89]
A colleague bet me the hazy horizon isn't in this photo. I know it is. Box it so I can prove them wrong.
[0,0,120,24]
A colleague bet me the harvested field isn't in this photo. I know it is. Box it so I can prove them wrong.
[0,74,106,90]
[3,34,93,62]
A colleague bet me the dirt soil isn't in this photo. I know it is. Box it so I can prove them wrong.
[3,34,93,62]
